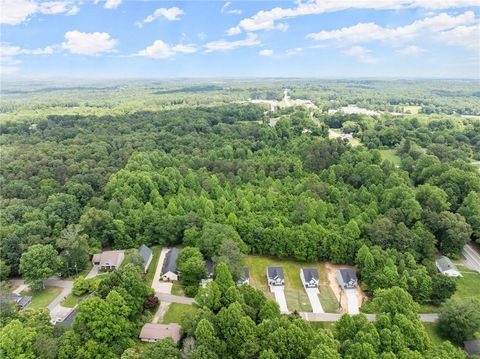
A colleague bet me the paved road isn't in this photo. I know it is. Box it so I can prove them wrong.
[271,286,289,313]
[155,292,195,305]
[463,244,480,272]
[305,288,324,313]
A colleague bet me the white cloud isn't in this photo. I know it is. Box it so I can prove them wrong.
[307,11,476,42]
[1,0,80,25]
[136,40,197,59]
[104,0,121,9]
[1,44,55,56]
[342,46,379,63]
[137,7,184,27]
[221,2,242,15]
[397,45,426,55]
[259,49,274,56]
[227,26,242,36]
[438,23,480,49]
[286,47,303,56]
[229,0,480,34]
[62,31,118,55]
[198,32,207,40]
[204,33,261,52]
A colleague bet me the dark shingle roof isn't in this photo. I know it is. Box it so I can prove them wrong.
[61,309,78,327]
[205,260,214,275]
[138,244,153,268]
[302,268,319,282]
[162,248,180,274]
[338,268,357,284]
[242,267,249,280]
[464,339,480,356]
[267,266,284,280]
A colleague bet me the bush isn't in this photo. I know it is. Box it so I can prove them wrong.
[438,298,480,344]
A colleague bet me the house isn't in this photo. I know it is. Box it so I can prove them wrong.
[1,294,32,310]
[300,268,319,288]
[138,244,153,273]
[237,267,249,286]
[267,266,285,287]
[436,256,462,277]
[200,260,215,287]
[59,308,77,328]
[161,248,180,281]
[336,268,357,289]
[139,323,181,343]
[464,339,480,357]
[92,250,125,271]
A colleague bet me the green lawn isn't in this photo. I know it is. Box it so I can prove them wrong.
[145,246,162,286]
[379,149,401,166]
[452,269,480,301]
[161,303,198,324]
[171,282,185,296]
[244,256,332,313]
[61,293,82,308]
[319,285,340,313]
[21,287,63,309]
[423,323,444,346]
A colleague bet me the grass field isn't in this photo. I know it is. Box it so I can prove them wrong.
[145,246,162,286]
[424,323,444,346]
[244,256,337,313]
[452,269,480,301]
[171,282,185,296]
[61,293,82,308]
[161,303,198,324]
[21,287,63,309]
[402,105,421,115]
[379,149,401,166]
[319,285,340,313]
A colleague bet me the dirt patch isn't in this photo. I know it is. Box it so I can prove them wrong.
[324,263,367,313]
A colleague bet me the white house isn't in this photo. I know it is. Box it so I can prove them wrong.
[161,248,180,281]
[300,268,319,288]
[267,267,285,287]
[436,256,462,277]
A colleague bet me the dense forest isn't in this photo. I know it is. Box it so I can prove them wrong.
[1,81,479,358]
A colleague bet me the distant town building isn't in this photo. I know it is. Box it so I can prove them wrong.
[161,248,180,281]
[138,244,153,273]
[92,250,125,271]
[436,256,461,277]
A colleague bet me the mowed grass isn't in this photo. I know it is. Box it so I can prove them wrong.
[61,293,82,308]
[319,285,340,313]
[171,282,185,296]
[423,323,444,346]
[161,303,198,324]
[145,246,162,286]
[244,256,334,313]
[21,287,63,309]
[379,149,401,166]
[452,269,480,301]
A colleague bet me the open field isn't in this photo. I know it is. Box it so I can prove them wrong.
[161,303,198,324]
[244,256,339,313]
[378,149,401,166]
[452,269,480,301]
[145,246,162,286]
[402,105,421,114]
[319,285,340,313]
[21,287,63,310]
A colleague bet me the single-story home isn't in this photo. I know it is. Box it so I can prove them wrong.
[300,268,319,288]
[139,323,181,343]
[237,267,249,286]
[336,268,357,290]
[92,250,125,271]
[200,260,215,287]
[0,294,32,310]
[138,244,153,273]
[464,339,480,357]
[162,248,180,281]
[436,256,462,277]
[59,308,77,328]
[267,266,285,287]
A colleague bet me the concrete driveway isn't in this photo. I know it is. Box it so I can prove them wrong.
[305,288,324,313]
[86,265,100,279]
[271,286,289,313]
[151,248,172,293]
[345,289,359,314]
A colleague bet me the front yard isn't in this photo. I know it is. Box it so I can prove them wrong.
[21,287,63,309]
[161,303,198,324]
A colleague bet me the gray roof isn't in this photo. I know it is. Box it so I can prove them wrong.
[302,268,319,282]
[138,244,153,268]
[338,269,357,284]
[267,266,284,280]
[61,309,78,327]
[1,294,32,309]
[436,256,458,273]
[162,248,180,274]
[205,260,214,275]
[464,339,480,356]
[242,267,249,280]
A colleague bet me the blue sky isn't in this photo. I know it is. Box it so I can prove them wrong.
[1,0,479,78]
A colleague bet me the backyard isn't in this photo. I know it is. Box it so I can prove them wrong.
[21,287,63,310]
[161,303,198,324]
